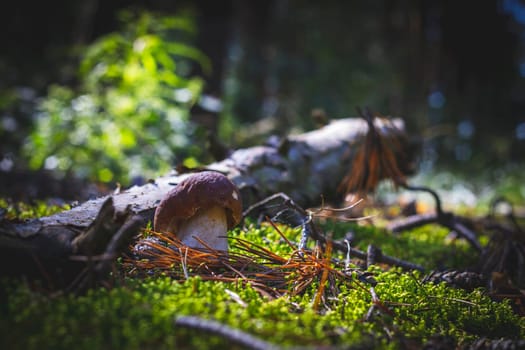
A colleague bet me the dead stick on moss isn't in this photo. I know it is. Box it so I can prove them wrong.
[388,184,482,252]
[175,316,281,350]
[300,225,424,271]
[175,316,346,350]
[307,226,424,271]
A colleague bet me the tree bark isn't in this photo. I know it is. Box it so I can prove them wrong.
[0,117,411,288]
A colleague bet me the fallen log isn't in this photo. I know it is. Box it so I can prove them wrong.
[0,117,413,289]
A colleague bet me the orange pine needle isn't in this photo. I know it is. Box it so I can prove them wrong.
[339,110,408,195]
[312,240,333,310]
[125,226,357,301]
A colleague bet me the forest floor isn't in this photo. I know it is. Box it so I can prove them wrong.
[1,166,525,350]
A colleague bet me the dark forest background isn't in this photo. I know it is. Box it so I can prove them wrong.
[1,0,525,199]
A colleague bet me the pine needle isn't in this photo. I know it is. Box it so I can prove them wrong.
[125,228,358,301]
[339,108,408,195]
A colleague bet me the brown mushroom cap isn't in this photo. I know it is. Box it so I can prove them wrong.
[153,171,242,234]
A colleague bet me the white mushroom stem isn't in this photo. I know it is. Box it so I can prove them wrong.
[177,205,229,251]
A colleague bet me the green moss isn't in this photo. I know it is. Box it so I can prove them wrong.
[368,268,523,344]
[322,221,479,269]
[1,219,522,349]
[0,198,70,219]
[231,222,303,257]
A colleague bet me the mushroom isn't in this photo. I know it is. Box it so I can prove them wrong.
[153,171,242,251]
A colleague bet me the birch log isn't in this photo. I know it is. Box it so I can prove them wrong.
[0,117,412,287]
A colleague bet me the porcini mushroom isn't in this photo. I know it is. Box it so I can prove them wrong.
[153,171,242,251]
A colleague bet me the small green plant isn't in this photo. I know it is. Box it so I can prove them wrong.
[25,10,210,184]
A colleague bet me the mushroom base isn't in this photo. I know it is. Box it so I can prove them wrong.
[177,205,229,251]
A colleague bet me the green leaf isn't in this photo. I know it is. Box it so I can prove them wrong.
[24,9,209,184]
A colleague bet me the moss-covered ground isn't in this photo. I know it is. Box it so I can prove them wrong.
[1,209,524,349]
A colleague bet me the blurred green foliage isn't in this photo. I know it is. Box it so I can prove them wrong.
[0,198,70,219]
[24,10,210,184]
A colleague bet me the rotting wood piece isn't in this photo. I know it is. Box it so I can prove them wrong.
[0,197,142,291]
[0,117,413,288]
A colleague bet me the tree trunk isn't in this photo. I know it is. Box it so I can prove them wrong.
[0,117,411,289]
